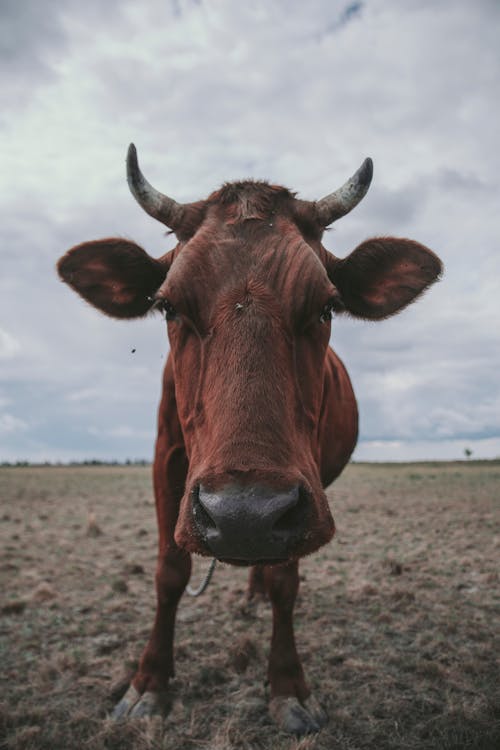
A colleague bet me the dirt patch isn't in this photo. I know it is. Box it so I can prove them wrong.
[0,462,499,749]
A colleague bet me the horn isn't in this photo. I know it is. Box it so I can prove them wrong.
[126,143,185,229]
[315,157,373,227]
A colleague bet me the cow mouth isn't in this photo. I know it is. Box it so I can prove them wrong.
[190,482,309,564]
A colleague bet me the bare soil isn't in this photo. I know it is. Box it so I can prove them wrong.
[0,461,499,750]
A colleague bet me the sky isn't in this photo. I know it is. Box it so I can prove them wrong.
[1,0,499,463]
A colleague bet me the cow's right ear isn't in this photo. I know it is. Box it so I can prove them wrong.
[57,238,169,319]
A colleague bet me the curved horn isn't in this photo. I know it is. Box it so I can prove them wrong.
[126,143,185,229]
[315,157,373,227]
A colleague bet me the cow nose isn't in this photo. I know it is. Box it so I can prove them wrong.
[193,483,304,562]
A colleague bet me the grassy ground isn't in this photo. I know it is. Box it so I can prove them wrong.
[0,461,499,750]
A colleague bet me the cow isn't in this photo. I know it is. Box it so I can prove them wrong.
[57,145,442,735]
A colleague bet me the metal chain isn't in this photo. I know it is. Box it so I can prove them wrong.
[185,558,217,597]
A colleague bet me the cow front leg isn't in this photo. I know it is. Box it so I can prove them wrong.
[112,363,189,720]
[112,546,191,718]
[264,562,327,735]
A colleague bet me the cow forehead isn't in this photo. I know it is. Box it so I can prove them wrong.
[207,180,297,223]
[166,213,330,306]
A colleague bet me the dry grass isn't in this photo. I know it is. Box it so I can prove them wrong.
[1,461,499,749]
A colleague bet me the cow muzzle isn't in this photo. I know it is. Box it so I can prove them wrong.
[192,482,306,563]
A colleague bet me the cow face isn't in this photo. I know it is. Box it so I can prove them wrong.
[159,193,340,563]
[57,146,442,565]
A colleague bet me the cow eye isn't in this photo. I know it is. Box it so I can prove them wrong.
[148,296,177,321]
[320,301,334,324]
[160,300,177,321]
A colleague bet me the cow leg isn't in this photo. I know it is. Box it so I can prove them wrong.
[264,562,327,735]
[113,360,190,719]
[113,545,191,718]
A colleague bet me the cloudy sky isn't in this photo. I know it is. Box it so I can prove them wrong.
[1,0,499,463]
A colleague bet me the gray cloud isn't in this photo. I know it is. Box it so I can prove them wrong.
[0,0,127,110]
[0,0,64,69]
[1,0,499,462]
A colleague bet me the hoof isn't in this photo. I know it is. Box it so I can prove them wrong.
[269,695,327,736]
[111,685,168,720]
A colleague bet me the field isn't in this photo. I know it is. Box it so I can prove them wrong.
[1,462,499,750]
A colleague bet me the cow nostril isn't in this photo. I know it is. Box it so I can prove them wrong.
[272,488,306,538]
[192,487,217,532]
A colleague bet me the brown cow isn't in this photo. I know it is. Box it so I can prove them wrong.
[57,145,442,735]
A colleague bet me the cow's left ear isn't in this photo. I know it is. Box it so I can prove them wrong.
[326,237,443,320]
[57,238,169,319]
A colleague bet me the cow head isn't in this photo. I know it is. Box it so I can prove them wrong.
[58,145,442,565]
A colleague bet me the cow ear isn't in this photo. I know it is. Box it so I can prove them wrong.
[57,238,169,319]
[326,237,443,320]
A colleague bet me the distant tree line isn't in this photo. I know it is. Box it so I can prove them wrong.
[0,459,151,468]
